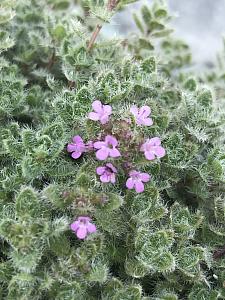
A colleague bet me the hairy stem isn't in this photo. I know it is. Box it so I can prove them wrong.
[87,0,119,51]
[87,24,103,52]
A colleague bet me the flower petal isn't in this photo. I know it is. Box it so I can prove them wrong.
[72,135,83,144]
[144,151,155,160]
[103,105,112,114]
[71,151,82,159]
[109,148,121,158]
[96,166,106,175]
[149,137,161,146]
[100,174,110,183]
[106,163,117,173]
[105,135,118,147]
[76,226,87,239]
[130,105,138,116]
[140,173,151,182]
[70,221,79,232]
[139,106,151,117]
[78,216,90,222]
[67,144,77,152]
[87,223,96,233]
[126,178,134,189]
[155,146,166,158]
[99,115,110,125]
[110,173,116,183]
[92,100,103,112]
[143,118,153,126]
[96,147,109,160]
[129,170,139,177]
[134,181,144,193]
[136,118,143,126]
[93,141,106,149]
[88,112,100,121]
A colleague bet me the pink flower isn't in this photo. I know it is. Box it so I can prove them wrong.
[130,105,153,126]
[140,137,166,160]
[67,135,86,159]
[126,170,150,193]
[88,100,112,125]
[94,135,121,161]
[96,163,117,183]
[70,216,96,239]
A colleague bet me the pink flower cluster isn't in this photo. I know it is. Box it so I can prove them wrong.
[68,100,166,239]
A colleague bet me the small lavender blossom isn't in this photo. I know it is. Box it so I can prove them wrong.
[140,137,166,160]
[130,105,153,126]
[96,163,117,183]
[67,135,86,159]
[70,216,96,240]
[94,135,121,160]
[88,100,112,125]
[126,170,150,193]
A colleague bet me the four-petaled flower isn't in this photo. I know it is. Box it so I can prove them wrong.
[96,163,117,183]
[94,135,121,161]
[70,216,96,240]
[88,100,112,125]
[141,137,166,160]
[130,105,153,126]
[126,170,150,193]
[67,135,86,159]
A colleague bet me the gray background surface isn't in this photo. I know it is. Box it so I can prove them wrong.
[103,0,225,67]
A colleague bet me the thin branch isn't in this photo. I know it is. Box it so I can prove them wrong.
[87,24,103,52]
[87,0,119,51]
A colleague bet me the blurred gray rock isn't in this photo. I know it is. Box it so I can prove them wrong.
[103,0,225,66]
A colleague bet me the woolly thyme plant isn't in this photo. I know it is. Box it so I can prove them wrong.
[0,0,225,299]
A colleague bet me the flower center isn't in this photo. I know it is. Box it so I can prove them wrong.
[105,166,113,175]
[131,173,141,181]
[80,219,88,225]
[108,143,113,149]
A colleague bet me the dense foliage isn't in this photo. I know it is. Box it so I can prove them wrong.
[0,0,225,299]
